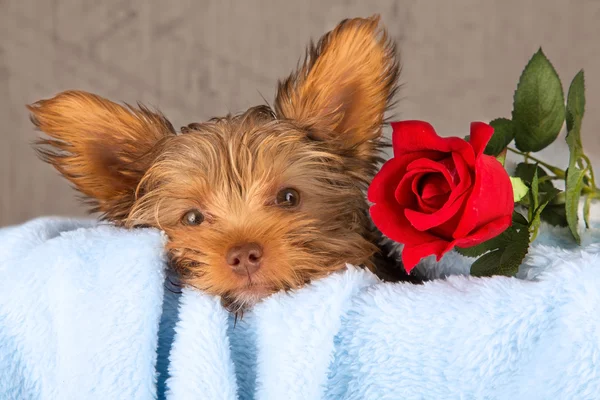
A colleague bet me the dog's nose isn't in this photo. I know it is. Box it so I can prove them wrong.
[226,243,263,275]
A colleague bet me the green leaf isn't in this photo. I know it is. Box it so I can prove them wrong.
[551,190,566,205]
[485,118,515,156]
[456,212,527,258]
[470,225,530,277]
[565,71,586,170]
[529,168,540,222]
[514,163,555,193]
[497,232,530,276]
[565,166,586,244]
[458,211,530,277]
[512,48,565,152]
[456,236,503,258]
[530,187,561,240]
[512,211,529,226]
[470,250,504,276]
[510,177,529,202]
[566,70,585,140]
[496,148,508,166]
[564,71,588,244]
[540,203,568,227]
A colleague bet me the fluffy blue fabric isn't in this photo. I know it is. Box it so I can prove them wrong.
[0,218,167,399]
[1,213,599,399]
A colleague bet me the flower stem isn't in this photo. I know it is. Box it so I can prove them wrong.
[582,154,597,191]
[507,147,600,199]
[537,176,563,183]
[507,148,566,178]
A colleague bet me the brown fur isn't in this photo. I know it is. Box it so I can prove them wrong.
[27,16,401,310]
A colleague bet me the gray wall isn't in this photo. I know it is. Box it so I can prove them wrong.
[1,0,599,226]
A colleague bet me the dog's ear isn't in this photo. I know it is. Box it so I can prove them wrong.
[274,15,399,166]
[28,90,175,222]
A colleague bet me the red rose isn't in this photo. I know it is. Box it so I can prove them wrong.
[368,121,514,272]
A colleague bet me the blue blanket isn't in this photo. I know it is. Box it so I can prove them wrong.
[1,214,599,399]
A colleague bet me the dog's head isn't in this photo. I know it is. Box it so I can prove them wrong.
[28,16,399,309]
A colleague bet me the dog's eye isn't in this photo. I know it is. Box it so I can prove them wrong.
[275,188,301,208]
[182,209,204,226]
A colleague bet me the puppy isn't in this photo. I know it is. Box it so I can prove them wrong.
[28,16,414,311]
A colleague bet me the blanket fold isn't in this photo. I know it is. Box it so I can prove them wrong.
[1,214,599,399]
[0,218,167,399]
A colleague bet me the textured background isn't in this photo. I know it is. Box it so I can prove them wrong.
[1,0,599,226]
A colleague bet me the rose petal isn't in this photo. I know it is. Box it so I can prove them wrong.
[391,121,476,167]
[403,157,456,212]
[451,152,473,197]
[425,215,512,260]
[468,122,495,157]
[370,203,439,246]
[419,174,451,207]
[427,154,473,229]
[368,152,443,204]
[452,215,513,249]
[402,153,474,234]
[413,155,472,212]
[367,157,406,205]
[406,158,456,189]
[395,166,448,208]
[429,201,468,239]
[404,191,469,231]
[396,170,425,207]
[410,175,442,213]
[391,121,440,157]
[453,155,514,239]
[369,151,457,246]
[421,193,449,211]
[402,240,450,272]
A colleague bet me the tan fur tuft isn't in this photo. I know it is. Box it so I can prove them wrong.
[28,90,175,221]
[274,15,400,180]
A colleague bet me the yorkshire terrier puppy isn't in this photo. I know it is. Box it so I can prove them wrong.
[28,16,417,311]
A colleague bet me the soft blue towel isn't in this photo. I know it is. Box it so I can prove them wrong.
[1,211,599,399]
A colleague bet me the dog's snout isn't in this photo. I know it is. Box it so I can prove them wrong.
[226,243,263,275]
